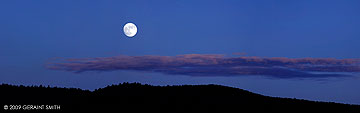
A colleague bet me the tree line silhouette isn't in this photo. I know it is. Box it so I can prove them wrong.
[0,82,359,112]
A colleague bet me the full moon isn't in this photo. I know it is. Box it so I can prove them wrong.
[123,23,137,38]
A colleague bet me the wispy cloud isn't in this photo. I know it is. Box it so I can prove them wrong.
[46,54,360,79]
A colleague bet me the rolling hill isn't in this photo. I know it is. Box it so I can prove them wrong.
[0,83,359,112]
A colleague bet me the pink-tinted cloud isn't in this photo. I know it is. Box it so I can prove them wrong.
[46,54,360,78]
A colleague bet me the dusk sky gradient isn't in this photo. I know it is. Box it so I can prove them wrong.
[1,0,360,104]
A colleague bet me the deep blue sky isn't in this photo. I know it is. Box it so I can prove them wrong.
[1,0,360,104]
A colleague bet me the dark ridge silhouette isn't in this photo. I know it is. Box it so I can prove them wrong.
[0,83,359,113]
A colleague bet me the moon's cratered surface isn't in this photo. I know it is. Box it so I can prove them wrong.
[123,23,137,37]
